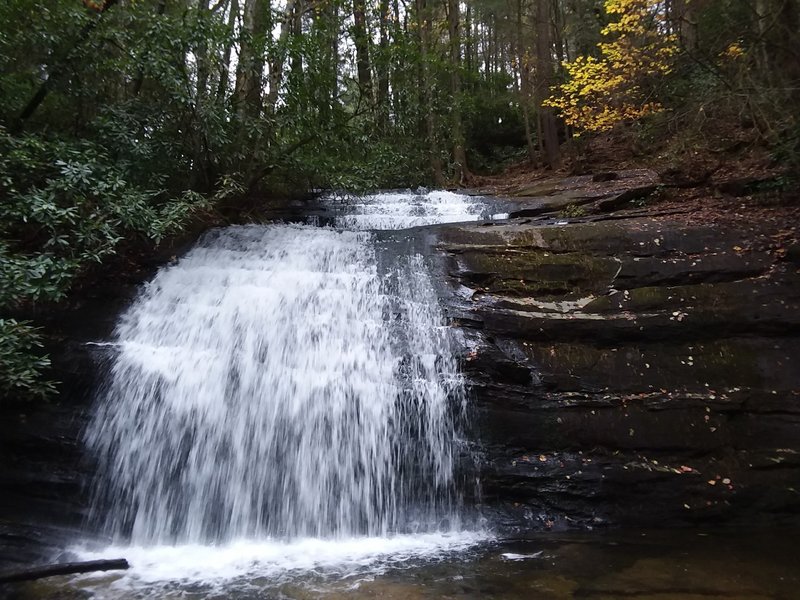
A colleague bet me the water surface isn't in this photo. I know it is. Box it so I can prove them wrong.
[19,530,800,599]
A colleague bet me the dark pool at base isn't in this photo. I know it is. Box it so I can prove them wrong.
[9,528,800,599]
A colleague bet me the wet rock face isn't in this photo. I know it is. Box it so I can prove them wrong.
[437,218,800,533]
[0,329,119,569]
[0,248,155,569]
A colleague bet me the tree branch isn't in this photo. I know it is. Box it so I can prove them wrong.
[0,559,129,584]
[12,0,120,133]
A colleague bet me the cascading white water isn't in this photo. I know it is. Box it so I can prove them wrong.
[85,190,493,553]
[87,225,464,544]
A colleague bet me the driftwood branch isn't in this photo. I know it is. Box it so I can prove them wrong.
[0,558,129,584]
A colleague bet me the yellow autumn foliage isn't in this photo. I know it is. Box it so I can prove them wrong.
[722,42,745,60]
[546,0,677,133]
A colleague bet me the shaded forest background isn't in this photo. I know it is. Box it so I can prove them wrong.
[1,0,798,396]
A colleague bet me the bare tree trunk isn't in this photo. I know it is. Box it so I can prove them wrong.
[767,0,800,83]
[536,110,544,161]
[755,0,772,76]
[484,20,491,76]
[448,0,470,183]
[517,0,536,162]
[534,0,560,168]
[465,4,473,76]
[391,0,403,122]
[776,0,800,83]
[492,13,500,78]
[416,0,445,186]
[191,0,213,190]
[327,0,339,108]
[672,0,700,52]
[352,0,373,100]
[196,0,212,102]
[216,0,239,102]
[234,0,256,114]
[552,0,565,63]
[234,0,267,119]
[377,0,390,128]
[291,0,303,78]
[266,0,298,113]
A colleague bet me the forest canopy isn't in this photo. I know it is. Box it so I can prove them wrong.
[1,0,798,397]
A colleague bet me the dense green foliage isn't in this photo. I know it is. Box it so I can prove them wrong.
[1,0,797,398]
[0,127,208,397]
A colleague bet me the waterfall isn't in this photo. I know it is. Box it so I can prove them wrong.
[85,191,489,549]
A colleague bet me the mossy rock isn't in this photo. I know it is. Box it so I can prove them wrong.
[459,250,620,298]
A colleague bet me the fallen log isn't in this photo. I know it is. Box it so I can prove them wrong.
[0,558,129,584]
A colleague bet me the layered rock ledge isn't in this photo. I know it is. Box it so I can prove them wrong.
[436,209,800,532]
